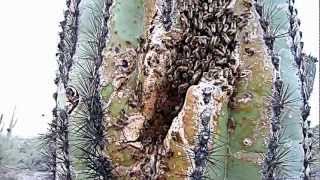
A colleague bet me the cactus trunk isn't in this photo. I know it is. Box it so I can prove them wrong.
[45,0,318,179]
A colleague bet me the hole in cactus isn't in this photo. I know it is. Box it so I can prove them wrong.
[121,59,128,68]
[138,85,186,146]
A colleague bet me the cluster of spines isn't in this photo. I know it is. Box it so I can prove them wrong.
[73,0,113,179]
[263,77,298,179]
[255,0,289,53]
[287,0,318,179]
[189,87,213,179]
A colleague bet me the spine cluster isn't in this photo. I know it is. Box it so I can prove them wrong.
[191,87,214,179]
[161,0,173,31]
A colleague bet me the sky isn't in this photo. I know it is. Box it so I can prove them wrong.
[0,0,64,137]
[295,0,319,127]
[0,0,318,138]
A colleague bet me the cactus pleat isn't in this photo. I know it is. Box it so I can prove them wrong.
[71,0,113,179]
[220,1,274,179]
[254,0,318,179]
[45,0,82,179]
[287,1,318,179]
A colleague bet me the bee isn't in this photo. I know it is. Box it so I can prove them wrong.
[216,57,228,66]
[210,36,218,47]
[203,13,213,20]
[178,83,190,95]
[215,44,226,56]
[180,13,190,28]
[182,72,189,79]
[222,33,231,44]
[185,35,193,44]
[183,45,191,57]
[191,70,202,84]
[200,48,207,59]
[196,36,208,45]
[177,66,189,73]
[167,74,174,82]
[204,69,216,81]
[198,19,204,30]
[193,60,202,71]
[243,31,250,44]
[242,0,253,9]
[208,6,214,13]
[215,10,224,19]
[188,9,193,19]
[221,15,228,25]
[206,53,213,61]
[183,2,188,11]
[203,2,208,11]
[240,12,252,20]
[244,47,255,56]
[193,47,201,59]
[237,18,248,30]
[209,60,215,69]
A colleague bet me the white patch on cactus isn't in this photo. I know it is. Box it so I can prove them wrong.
[122,114,145,149]
[57,82,67,109]
[243,138,253,146]
[150,0,167,45]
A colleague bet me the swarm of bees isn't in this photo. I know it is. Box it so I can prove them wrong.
[161,0,245,177]
[165,0,242,100]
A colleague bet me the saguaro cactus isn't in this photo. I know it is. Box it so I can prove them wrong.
[46,0,318,179]
[0,108,19,138]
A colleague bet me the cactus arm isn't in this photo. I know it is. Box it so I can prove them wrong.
[7,107,18,138]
